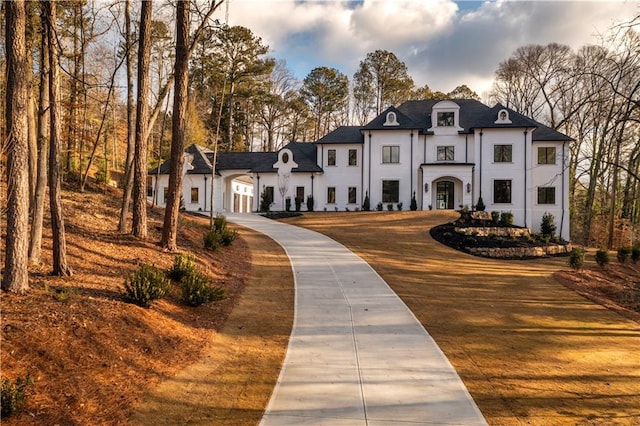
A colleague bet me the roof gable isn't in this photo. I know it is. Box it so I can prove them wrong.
[362,106,421,131]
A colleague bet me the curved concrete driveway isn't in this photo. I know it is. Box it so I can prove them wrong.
[226,213,486,426]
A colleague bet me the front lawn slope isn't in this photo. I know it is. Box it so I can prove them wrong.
[283,211,640,426]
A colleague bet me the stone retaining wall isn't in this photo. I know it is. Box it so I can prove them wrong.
[468,243,572,259]
[455,226,531,237]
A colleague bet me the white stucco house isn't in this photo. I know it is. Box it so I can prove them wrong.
[148,99,572,240]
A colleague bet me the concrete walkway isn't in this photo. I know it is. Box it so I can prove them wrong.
[226,213,487,426]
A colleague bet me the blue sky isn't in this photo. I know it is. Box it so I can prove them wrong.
[224,1,638,98]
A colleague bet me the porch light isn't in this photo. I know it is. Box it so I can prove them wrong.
[424,183,429,193]
[466,183,471,193]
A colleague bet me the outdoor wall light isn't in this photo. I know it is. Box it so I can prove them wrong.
[424,183,429,192]
[466,183,471,193]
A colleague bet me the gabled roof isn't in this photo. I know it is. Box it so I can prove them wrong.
[362,105,422,131]
[394,99,573,141]
[150,142,321,175]
[315,126,364,144]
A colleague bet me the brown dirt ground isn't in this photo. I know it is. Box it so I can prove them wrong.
[1,183,293,425]
[282,211,640,426]
[4,192,640,425]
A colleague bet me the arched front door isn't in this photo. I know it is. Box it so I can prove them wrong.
[436,181,454,209]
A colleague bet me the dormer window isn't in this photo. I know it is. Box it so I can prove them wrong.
[437,112,455,127]
[495,109,512,124]
[383,111,399,126]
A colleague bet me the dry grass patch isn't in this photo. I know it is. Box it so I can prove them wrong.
[283,211,640,426]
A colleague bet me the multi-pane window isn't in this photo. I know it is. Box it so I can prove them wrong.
[349,149,357,166]
[494,180,512,203]
[327,149,336,166]
[147,176,153,197]
[191,187,199,203]
[437,111,454,126]
[437,146,455,161]
[327,187,336,204]
[348,187,357,204]
[163,187,169,203]
[382,146,400,163]
[538,147,556,165]
[382,180,400,203]
[296,186,305,201]
[494,144,513,162]
[537,187,556,204]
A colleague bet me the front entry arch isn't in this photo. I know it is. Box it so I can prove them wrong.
[436,180,455,210]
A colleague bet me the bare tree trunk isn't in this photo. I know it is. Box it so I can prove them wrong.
[27,44,38,204]
[46,0,72,277]
[29,13,50,265]
[3,0,30,293]
[161,0,190,251]
[132,0,152,238]
[118,0,135,233]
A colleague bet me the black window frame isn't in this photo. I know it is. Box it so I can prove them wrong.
[537,147,556,165]
[437,145,455,161]
[537,187,556,204]
[382,180,400,203]
[382,145,400,164]
[348,187,357,204]
[493,179,512,204]
[190,187,199,203]
[327,149,336,166]
[327,186,336,204]
[348,149,357,166]
[494,144,513,163]
[437,111,455,127]
[264,186,274,204]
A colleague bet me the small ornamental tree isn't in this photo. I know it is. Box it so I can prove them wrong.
[410,191,418,211]
[363,191,370,211]
[540,212,556,240]
[595,249,610,269]
[617,247,632,264]
[306,195,314,211]
[568,247,584,272]
[475,196,486,211]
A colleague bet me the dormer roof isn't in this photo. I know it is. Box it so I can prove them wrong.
[362,106,421,131]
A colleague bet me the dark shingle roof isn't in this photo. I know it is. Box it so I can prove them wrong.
[362,105,422,130]
[315,126,364,144]
[151,142,321,175]
[395,99,572,141]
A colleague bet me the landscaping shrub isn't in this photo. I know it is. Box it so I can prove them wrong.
[285,197,291,212]
[397,202,403,211]
[1,375,33,418]
[205,215,238,250]
[259,191,271,212]
[363,192,370,211]
[294,196,302,212]
[595,249,610,269]
[204,227,222,251]
[500,211,514,225]
[123,264,169,308]
[168,252,196,281]
[632,245,640,263]
[568,247,584,271]
[540,212,556,239]
[491,211,500,223]
[306,195,314,211]
[386,203,393,211]
[180,270,225,307]
[617,247,632,264]
[376,202,383,211]
[475,196,486,211]
[410,192,417,211]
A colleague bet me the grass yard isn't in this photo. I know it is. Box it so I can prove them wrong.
[282,211,640,426]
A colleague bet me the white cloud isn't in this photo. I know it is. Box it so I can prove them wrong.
[224,0,639,97]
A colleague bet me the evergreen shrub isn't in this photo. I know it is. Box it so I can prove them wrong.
[123,264,169,308]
